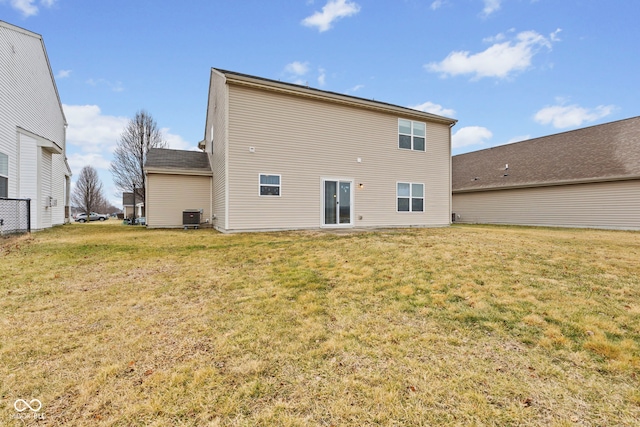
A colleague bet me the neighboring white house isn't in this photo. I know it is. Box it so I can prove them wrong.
[452,116,640,230]
[0,21,71,230]
[145,68,457,232]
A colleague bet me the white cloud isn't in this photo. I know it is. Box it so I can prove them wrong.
[283,61,311,85]
[347,84,364,93]
[408,101,456,118]
[318,68,326,86]
[7,0,38,16]
[285,61,310,76]
[426,29,559,80]
[533,103,616,129]
[505,135,530,144]
[64,104,195,153]
[481,0,502,17]
[430,0,446,10]
[483,29,511,43]
[162,129,196,151]
[56,69,72,79]
[67,152,111,173]
[86,78,124,93]
[63,104,193,204]
[63,104,129,154]
[550,28,562,42]
[302,0,361,32]
[4,0,56,17]
[284,64,328,87]
[452,126,493,148]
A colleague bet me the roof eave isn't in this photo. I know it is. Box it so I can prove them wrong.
[453,174,640,193]
[144,167,213,176]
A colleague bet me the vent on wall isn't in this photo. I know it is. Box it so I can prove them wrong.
[46,196,57,207]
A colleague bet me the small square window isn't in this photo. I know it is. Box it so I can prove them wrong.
[259,174,281,196]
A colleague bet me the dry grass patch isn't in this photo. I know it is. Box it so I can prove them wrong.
[1,222,639,426]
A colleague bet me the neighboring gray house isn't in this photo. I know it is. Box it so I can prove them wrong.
[122,190,145,219]
[452,116,640,230]
[0,21,71,230]
[145,68,457,232]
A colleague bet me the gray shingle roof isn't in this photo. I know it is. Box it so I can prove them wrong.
[453,116,640,192]
[145,148,211,171]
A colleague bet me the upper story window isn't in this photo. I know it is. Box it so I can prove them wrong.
[397,182,424,212]
[259,174,281,196]
[398,119,426,151]
[0,152,8,198]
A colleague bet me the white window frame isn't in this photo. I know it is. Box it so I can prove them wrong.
[0,152,8,198]
[398,119,426,151]
[320,177,354,228]
[396,182,424,212]
[258,173,281,197]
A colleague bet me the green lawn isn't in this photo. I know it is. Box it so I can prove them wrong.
[1,222,639,426]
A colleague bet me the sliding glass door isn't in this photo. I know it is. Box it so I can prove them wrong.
[323,179,352,226]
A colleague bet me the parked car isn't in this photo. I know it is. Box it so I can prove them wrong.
[75,212,109,223]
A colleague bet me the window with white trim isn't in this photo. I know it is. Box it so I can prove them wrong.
[259,174,281,196]
[0,152,8,198]
[398,119,426,151]
[397,182,424,212]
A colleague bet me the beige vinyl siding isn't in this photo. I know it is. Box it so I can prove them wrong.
[452,179,640,230]
[207,70,228,231]
[146,173,212,228]
[225,84,451,231]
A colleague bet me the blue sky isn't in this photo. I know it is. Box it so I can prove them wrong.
[2,0,639,207]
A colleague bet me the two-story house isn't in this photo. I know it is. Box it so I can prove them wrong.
[144,68,456,232]
[0,21,71,230]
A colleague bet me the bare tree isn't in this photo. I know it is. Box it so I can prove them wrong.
[72,166,107,215]
[110,110,166,204]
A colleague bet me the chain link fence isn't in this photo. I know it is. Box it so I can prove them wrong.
[0,198,31,235]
